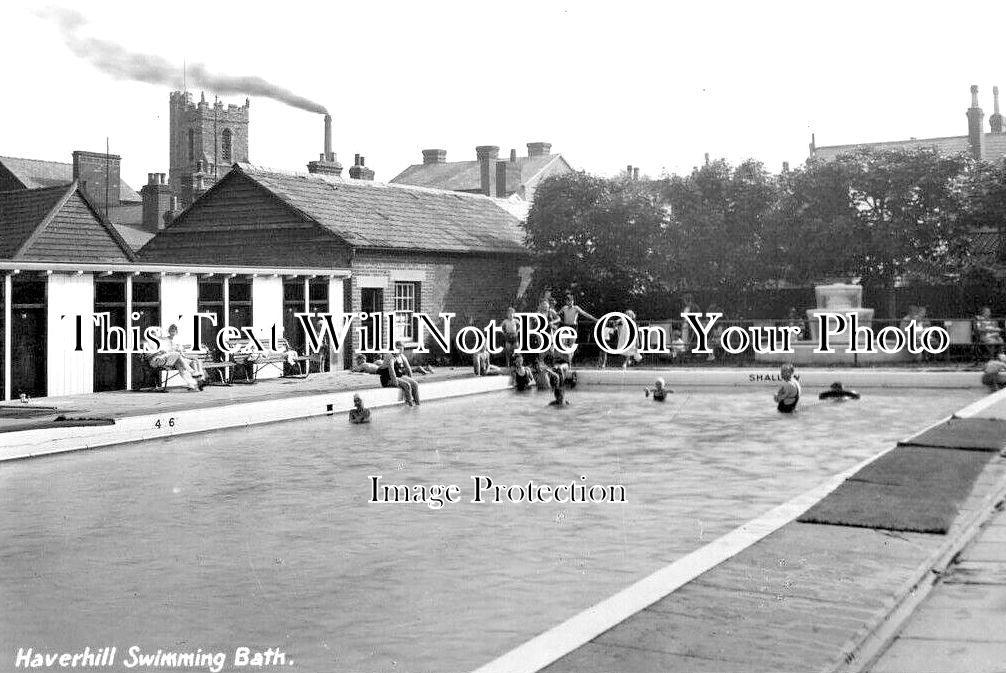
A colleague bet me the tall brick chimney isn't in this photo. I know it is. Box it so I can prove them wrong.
[140,172,174,233]
[476,145,499,196]
[349,154,375,181]
[308,114,343,176]
[73,150,121,214]
[495,160,520,197]
[422,149,447,164]
[967,84,986,160]
[992,86,1004,135]
[527,142,551,157]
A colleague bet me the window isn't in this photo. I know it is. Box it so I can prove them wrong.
[394,282,419,341]
[188,129,194,162]
[221,129,232,163]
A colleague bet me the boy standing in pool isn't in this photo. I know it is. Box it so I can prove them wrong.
[349,394,371,423]
[644,378,671,401]
[773,363,801,413]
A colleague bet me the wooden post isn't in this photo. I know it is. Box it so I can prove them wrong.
[4,272,11,401]
[124,273,133,391]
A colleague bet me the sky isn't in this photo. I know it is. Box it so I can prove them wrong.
[3,1,1005,192]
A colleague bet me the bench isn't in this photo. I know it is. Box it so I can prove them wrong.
[227,337,313,383]
[139,350,238,391]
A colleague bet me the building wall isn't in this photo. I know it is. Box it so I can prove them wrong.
[251,276,284,380]
[160,274,199,345]
[46,272,94,396]
[348,250,526,358]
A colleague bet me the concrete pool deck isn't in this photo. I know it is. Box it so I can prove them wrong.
[474,389,1006,673]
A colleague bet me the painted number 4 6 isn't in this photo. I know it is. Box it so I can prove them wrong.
[155,417,176,429]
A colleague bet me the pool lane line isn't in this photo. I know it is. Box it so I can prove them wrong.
[468,399,979,673]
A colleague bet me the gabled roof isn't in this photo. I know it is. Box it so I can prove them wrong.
[225,164,527,254]
[0,183,135,262]
[0,155,142,202]
[390,154,570,195]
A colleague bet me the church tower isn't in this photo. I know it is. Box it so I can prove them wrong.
[168,91,250,207]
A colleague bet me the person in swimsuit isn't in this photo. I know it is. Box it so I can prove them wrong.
[619,309,642,368]
[349,394,371,423]
[378,341,421,406]
[819,381,860,400]
[533,357,560,391]
[351,353,380,374]
[548,386,570,407]
[512,354,533,391]
[501,307,519,367]
[982,353,1006,391]
[473,345,501,376]
[644,377,671,401]
[773,363,801,413]
[557,292,598,364]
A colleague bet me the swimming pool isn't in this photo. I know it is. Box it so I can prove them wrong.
[0,386,980,672]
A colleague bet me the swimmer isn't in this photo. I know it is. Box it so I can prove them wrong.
[818,381,860,400]
[349,394,371,424]
[644,377,671,401]
[548,386,570,407]
[512,354,533,392]
[553,360,578,388]
[773,363,801,413]
[982,353,1006,391]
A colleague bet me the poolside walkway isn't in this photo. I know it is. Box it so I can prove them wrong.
[865,395,1006,672]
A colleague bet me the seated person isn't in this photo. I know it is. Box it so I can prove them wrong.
[349,394,371,423]
[533,357,561,391]
[148,323,204,391]
[351,353,380,374]
[473,345,501,376]
[548,386,570,407]
[512,354,533,391]
[773,363,801,413]
[819,381,860,400]
[644,377,671,401]
[982,353,1006,391]
[976,306,1004,358]
[551,357,578,388]
[670,329,686,362]
[378,341,421,406]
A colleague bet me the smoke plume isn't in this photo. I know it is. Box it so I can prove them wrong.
[40,7,328,114]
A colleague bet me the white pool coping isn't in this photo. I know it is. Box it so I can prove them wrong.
[578,367,982,389]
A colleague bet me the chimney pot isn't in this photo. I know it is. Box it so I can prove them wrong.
[354,153,361,166]
[527,142,552,157]
[148,173,156,185]
[626,165,633,177]
[510,148,517,162]
[422,149,447,164]
[633,167,639,181]
[476,145,500,161]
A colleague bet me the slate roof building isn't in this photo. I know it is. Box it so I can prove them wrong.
[0,152,152,251]
[140,163,532,357]
[390,142,573,203]
[811,85,1006,163]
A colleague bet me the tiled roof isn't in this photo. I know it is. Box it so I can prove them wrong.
[812,136,972,161]
[390,154,564,194]
[0,185,70,258]
[0,156,142,202]
[235,164,527,254]
[113,224,155,252]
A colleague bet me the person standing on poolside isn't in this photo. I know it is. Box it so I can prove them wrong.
[557,292,598,364]
[619,309,643,368]
[501,307,519,367]
[773,363,801,413]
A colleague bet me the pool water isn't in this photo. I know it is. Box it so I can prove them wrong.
[0,386,980,672]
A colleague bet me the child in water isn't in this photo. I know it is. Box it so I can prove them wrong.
[644,377,671,401]
[349,394,371,424]
[512,354,533,391]
[773,363,801,413]
[819,381,860,400]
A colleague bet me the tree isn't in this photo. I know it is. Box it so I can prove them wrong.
[777,148,973,317]
[659,159,779,296]
[523,172,668,314]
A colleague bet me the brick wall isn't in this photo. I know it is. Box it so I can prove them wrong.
[346,250,527,362]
